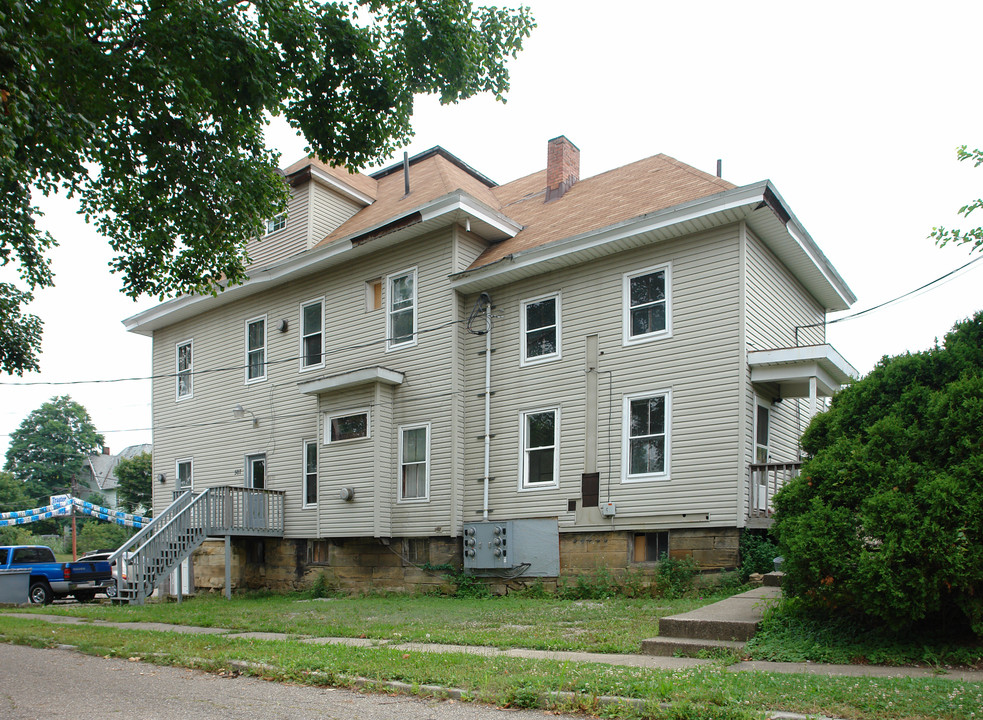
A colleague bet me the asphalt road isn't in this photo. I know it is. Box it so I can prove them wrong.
[0,643,579,720]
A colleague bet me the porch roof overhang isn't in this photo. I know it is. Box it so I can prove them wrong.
[748,344,858,398]
[297,366,405,395]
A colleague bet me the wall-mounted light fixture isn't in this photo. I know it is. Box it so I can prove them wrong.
[233,404,259,428]
[157,473,167,483]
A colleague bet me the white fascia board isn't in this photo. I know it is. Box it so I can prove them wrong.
[418,194,522,238]
[298,366,405,395]
[749,344,859,384]
[449,184,768,292]
[309,166,375,206]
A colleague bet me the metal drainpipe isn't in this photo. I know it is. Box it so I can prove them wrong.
[482,296,492,521]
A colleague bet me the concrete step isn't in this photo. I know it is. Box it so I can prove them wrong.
[640,636,745,657]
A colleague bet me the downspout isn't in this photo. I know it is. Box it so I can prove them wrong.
[482,295,492,521]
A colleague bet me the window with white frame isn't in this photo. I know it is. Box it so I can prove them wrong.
[325,410,370,443]
[623,391,670,480]
[245,316,266,382]
[387,268,417,349]
[520,409,558,489]
[303,440,318,507]
[300,299,323,369]
[520,293,561,365]
[399,424,430,501]
[624,264,671,344]
[176,459,193,491]
[176,340,193,400]
[265,212,287,235]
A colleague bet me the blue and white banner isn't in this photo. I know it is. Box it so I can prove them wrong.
[0,497,150,528]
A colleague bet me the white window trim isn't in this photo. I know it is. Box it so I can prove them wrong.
[265,212,287,235]
[518,407,560,492]
[324,408,371,444]
[622,262,672,346]
[175,457,194,492]
[397,422,431,503]
[175,339,193,401]
[245,452,267,489]
[299,297,325,372]
[244,314,268,384]
[622,389,672,483]
[303,439,318,509]
[386,267,418,352]
[519,292,562,367]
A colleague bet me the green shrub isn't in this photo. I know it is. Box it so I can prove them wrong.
[77,521,133,554]
[655,556,697,599]
[310,570,332,598]
[774,312,983,636]
[738,530,780,581]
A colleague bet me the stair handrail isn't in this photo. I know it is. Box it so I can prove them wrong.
[107,489,195,566]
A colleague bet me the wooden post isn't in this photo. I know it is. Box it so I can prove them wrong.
[225,535,232,600]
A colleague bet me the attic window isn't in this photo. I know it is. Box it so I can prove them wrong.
[366,279,383,311]
[265,213,287,235]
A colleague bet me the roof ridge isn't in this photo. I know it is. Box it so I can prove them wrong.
[655,153,735,190]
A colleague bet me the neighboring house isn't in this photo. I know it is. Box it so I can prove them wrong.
[76,444,153,510]
[124,137,857,594]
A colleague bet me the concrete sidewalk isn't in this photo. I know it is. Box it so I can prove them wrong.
[5,611,983,682]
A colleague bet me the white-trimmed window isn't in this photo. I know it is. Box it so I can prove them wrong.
[398,423,430,502]
[623,390,671,481]
[300,299,324,370]
[386,268,417,350]
[519,408,559,490]
[520,293,561,365]
[623,263,671,344]
[245,316,267,383]
[325,410,370,443]
[176,339,193,400]
[303,440,318,507]
[176,458,193,491]
[265,213,287,235]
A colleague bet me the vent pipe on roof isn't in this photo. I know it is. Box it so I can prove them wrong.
[402,151,410,197]
[716,159,722,178]
[545,135,579,203]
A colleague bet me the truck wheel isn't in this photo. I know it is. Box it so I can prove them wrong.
[74,591,96,603]
[105,583,118,599]
[29,581,53,605]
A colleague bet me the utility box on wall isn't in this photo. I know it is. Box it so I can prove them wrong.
[462,518,559,577]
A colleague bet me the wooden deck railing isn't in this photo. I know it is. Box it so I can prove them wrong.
[747,462,801,526]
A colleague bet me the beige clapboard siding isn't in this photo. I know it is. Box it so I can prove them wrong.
[309,182,362,247]
[150,227,465,539]
[462,225,744,531]
[453,231,490,274]
[245,185,310,270]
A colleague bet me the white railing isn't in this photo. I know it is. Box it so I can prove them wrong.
[747,462,801,525]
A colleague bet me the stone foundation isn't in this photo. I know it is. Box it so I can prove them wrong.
[189,527,740,594]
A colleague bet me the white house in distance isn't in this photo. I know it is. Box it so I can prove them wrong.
[123,137,857,594]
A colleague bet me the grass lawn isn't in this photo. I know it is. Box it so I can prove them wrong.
[2,588,740,654]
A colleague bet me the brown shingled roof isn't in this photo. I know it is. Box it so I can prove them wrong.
[306,147,735,265]
[283,155,378,200]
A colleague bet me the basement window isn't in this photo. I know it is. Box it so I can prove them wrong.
[633,531,669,563]
[405,538,430,565]
[307,540,329,565]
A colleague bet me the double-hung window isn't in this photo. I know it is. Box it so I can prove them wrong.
[399,424,430,502]
[245,316,267,383]
[520,293,561,365]
[176,340,193,400]
[520,408,559,490]
[265,213,286,235]
[300,299,323,370]
[176,459,193,491]
[303,440,318,507]
[623,391,670,481]
[623,264,671,344]
[387,268,417,350]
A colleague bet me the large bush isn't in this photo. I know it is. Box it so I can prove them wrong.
[774,312,983,636]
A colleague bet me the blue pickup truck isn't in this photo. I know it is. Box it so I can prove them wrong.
[0,545,114,604]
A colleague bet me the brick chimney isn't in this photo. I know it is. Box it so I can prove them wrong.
[545,135,579,203]
[102,446,110,455]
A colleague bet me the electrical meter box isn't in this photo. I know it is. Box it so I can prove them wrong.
[462,518,559,576]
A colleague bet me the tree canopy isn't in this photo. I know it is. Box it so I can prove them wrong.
[0,0,534,374]
[773,312,983,637]
[930,145,983,253]
[3,395,105,501]
[115,450,152,515]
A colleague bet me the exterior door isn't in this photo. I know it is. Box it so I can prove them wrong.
[245,454,267,529]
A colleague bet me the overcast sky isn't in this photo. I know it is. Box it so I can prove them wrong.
[2,0,981,462]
